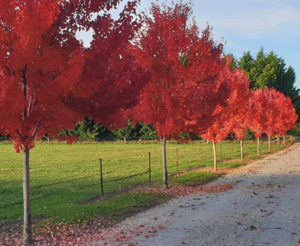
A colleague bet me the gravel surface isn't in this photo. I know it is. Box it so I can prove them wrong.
[97,144,300,246]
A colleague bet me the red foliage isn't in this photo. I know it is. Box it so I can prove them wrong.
[131,2,227,140]
[0,219,165,246]
[200,65,250,142]
[142,184,234,197]
[71,1,149,129]
[248,88,297,138]
[247,89,268,138]
[0,0,145,152]
[264,88,298,136]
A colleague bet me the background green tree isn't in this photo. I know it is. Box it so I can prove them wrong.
[237,48,300,117]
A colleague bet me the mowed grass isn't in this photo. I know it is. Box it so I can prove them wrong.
[0,140,287,224]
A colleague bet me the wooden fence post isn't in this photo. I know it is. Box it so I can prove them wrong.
[176,148,179,176]
[220,142,223,163]
[257,137,260,157]
[201,145,204,168]
[249,142,251,157]
[148,152,151,184]
[99,159,104,199]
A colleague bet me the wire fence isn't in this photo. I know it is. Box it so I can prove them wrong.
[0,136,294,201]
[80,137,294,197]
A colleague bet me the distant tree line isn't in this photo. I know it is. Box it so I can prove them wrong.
[58,118,159,142]
[56,117,258,142]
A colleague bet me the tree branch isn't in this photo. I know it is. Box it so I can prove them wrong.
[32,122,41,141]
[17,129,23,142]
[27,96,32,116]
[21,64,28,119]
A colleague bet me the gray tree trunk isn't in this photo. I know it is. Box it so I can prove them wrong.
[283,136,286,146]
[257,137,260,156]
[213,142,217,172]
[23,147,32,244]
[162,138,168,189]
[124,137,126,143]
[240,140,244,162]
[268,136,271,152]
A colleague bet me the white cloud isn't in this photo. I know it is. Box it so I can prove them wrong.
[195,1,300,40]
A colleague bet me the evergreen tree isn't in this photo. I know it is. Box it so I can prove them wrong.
[238,48,300,117]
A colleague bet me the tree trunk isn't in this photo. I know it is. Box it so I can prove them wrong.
[268,136,271,153]
[23,147,32,244]
[124,137,126,143]
[240,140,244,162]
[213,142,217,172]
[283,136,286,146]
[162,138,168,189]
[257,137,260,157]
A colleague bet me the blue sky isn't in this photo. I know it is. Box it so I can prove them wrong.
[77,0,300,88]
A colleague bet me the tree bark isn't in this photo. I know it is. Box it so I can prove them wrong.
[213,142,217,172]
[23,147,32,244]
[162,138,168,189]
[240,140,244,162]
[257,137,260,157]
[268,135,271,153]
[283,136,286,146]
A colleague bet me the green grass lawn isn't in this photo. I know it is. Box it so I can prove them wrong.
[0,140,288,224]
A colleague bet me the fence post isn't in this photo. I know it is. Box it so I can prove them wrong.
[249,142,251,157]
[220,142,223,163]
[99,159,104,199]
[176,148,179,176]
[240,140,244,162]
[257,137,260,157]
[201,145,204,168]
[148,152,151,184]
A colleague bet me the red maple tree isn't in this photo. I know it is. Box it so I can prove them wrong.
[275,94,298,144]
[263,88,297,151]
[0,0,143,243]
[248,88,297,153]
[247,89,268,155]
[200,64,250,170]
[131,2,229,188]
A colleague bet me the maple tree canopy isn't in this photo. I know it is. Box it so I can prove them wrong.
[262,88,298,137]
[248,87,297,138]
[247,89,268,138]
[0,0,146,152]
[131,2,231,140]
[200,62,250,143]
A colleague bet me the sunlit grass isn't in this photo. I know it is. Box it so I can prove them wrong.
[0,140,288,223]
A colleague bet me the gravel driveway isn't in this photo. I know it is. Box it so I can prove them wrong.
[97,144,300,246]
